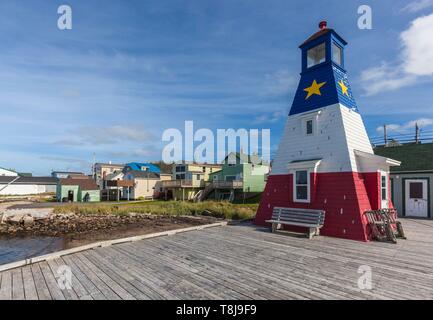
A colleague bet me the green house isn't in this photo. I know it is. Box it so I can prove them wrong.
[208,152,270,201]
[57,178,101,202]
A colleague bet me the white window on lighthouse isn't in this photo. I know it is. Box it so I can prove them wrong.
[304,118,314,135]
[307,42,326,68]
[294,170,310,203]
[332,42,342,66]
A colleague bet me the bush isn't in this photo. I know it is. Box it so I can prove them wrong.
[53,201,258,221]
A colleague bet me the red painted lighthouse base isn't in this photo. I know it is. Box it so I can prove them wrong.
[255,172,387,241]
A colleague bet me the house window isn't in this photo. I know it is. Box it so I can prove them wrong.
[307,43,326,68]
[196,174,200,180]
[332,42,342,66]
[294,170,310,202]
[381,175,387,201]
[225,175,236,182]
[306,119,313,135]
[202,167,206,173]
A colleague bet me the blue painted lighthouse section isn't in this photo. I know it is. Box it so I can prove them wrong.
[289,27,358,116]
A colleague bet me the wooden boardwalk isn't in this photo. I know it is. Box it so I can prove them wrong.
[1,218,433,300]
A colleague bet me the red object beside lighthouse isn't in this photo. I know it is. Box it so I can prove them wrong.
[255,23,400,241]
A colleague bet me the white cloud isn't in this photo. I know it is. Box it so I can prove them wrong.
[56,125,156,146]
[401,14,433,76]
[263,70,297,95]
[401,0,433,13]
[376,117,433,133]
[361,13,433,96]
[253,110,286,124]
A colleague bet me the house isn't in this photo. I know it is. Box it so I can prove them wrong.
[122,170,171,200]
[57,178,100,202]
[162,163,222,201]
[255,22,400,241]
[51,171,85,179]
[93,162,125,188]
[208,153,270,201]
[375,143,433,219]
[0,167,18,177]
[0,176,57,196]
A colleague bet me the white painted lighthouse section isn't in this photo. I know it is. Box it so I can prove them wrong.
[271,103,374,175]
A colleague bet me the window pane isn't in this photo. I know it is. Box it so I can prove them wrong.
[307,43,326,68]
[409,182,423,199]
[296,170,308,184]
[381,176,386,188]
[332,43,342,66]
[382,188,387,201]
[296,186,308,200]
[306,120,313,135]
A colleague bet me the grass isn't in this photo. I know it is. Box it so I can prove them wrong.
[53,201,258,220]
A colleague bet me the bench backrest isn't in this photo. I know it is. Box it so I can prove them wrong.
[271,207,325,226]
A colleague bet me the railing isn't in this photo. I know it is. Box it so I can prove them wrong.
[161,180,204,188]
[212,180,243,189]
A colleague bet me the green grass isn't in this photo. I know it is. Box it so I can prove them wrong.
[53,201,258,220]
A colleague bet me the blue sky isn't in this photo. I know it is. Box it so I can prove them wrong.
[1,0,433,175]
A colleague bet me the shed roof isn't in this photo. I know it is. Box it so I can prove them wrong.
[59,178,99,190]
[374,143,433,172]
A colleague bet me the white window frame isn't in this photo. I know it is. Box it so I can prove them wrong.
[380,171,388,208]
[293,169,311,203]
[287,159,321,204]
[304,118,314,136]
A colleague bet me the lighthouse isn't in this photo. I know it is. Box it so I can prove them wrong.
[255,22,400,241]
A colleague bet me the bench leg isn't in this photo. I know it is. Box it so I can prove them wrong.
[308,228,314,239]
[271,223,277,233]
[315,227,320,236]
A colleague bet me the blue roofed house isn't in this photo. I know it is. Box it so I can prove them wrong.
[124,163,161,174]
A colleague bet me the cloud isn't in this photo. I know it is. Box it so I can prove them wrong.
[401,0,433,13]
[54,125,156,146]
[376,117,433,133]
[253,110,286,124]
[263,70,297,95]
[401,14,433,76]
[361,14,433,96]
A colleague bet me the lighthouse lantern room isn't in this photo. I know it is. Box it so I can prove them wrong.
[255,22,401,241]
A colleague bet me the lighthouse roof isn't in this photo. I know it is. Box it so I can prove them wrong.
[299,27,347,48]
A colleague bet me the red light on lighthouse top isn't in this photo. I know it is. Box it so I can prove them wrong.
[319,21,327,30]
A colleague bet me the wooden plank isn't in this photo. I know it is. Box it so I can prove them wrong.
[30,264,52,300]
[83,250,151,300]
[0,270,12,300]
[75,252,136,300]
[21,265,38,300]
[39,261,65,300]
[11,269,25,300]
[46,258,79,300]
[61,255,104,300]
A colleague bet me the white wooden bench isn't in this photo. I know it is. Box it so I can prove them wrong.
[266,207,325,239]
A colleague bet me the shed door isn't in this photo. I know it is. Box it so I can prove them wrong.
[405,179,428,218]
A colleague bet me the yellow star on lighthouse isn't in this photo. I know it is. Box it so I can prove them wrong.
[338,80,349,96]
[304,79,326,99]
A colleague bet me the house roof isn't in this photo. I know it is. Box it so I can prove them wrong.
[0,167,17,173]
[52,171,84,175]
[0,176,58,185]
[374,143,433,172]
[223,152,269,165]
[59,178,99,190]
[125,162,161,173]
[125,171,160,179]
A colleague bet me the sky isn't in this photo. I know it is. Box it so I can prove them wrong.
[1,0,433,175]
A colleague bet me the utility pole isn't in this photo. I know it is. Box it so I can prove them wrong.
[383,124,388,145]
[415,122,420,144]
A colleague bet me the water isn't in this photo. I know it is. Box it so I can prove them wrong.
[0,236,66,266]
